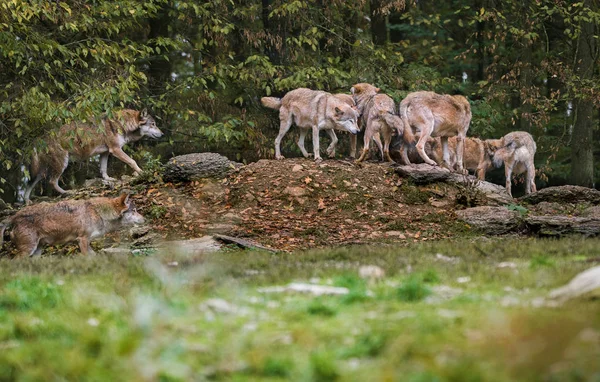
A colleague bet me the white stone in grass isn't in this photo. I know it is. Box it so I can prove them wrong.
[258,283,349,296]
[87,318,99,327]
[435,253,460,263]
[358,265,386,280]
[202,298,238,314]
[456,276,471,283]
[497,262,517,269]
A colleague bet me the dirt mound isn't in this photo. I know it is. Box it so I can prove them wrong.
[211,158,465,250]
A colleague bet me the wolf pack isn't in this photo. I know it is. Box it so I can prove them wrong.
[1,84,537,257]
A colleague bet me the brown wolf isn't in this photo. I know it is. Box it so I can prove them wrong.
[485,131,537,196]
[399,91,471,172]
[261,88,360,162]
[0,193,144,257]
[351,83,410,163]
[24,109,163,202]
[430,136,492,179]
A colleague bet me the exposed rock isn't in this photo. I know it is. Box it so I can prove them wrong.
[163,152,242,182]
[385,230,406,239]
[455,206,522,234]
[549,265,600,301]
[358,265,386,280]
[520,185,600,205]
[156,236,222,254]
[284,186,306,197]
[258,283,350,296]
[394,163,513,205]
[582,206,600,219]
[525,215,600,237]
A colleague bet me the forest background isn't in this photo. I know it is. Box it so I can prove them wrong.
[0,0,598,201]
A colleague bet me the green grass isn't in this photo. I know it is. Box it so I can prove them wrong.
[1,237,600,381]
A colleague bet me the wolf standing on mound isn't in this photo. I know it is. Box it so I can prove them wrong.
[261,88,360,162]
[24,109,163,202]
[351,83,411,163]
[485,131,537,196]
[0,193,145,257]
[399,91,471,173]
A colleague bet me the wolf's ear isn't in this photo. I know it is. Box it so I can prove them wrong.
[375,87,381,93]
[139,108,148,123]
[351,87,357,95]
[334,106,343,116]
[117,193,130,208]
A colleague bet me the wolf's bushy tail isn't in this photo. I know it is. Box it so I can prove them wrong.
[398,101,415,144]
[261,97,282,110]
[30,148,40,178]
[380,112,404,138]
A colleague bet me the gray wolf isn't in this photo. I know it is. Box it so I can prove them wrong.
[261,88,360,162]
[351,83,410,163]
[0,193,144,257]
[485,131,537,196]
[335,93,384,159]
[430,136,492,179]
[399,91,471,172]
[24,109,163,202]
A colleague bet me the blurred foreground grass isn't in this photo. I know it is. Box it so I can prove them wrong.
[1,237,599,381]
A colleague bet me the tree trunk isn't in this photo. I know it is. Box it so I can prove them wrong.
[148,2,172,94]
[370,0,387,46]
[570,0,596,187]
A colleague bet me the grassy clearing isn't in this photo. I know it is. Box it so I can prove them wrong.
[1,237,600,381]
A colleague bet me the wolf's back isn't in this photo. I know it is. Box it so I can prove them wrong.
[261,97,282,110]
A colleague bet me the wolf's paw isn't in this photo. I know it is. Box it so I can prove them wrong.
[276,155,285,160]
[102,176,117,182]
[303,153,314,158]
[314,156,323,163]
[133,171,141,177]
[326,146,336,157]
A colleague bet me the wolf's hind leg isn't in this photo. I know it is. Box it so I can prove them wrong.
[274,108,293,160]
[23,173,43,203]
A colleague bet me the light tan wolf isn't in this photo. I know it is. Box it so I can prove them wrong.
[24,109,163,202]
[430,136,492,179]
[335,93,384,159]
[351,83,411,163]
[0,193,144,257]
[261,88,360,162]
[485,131,537,196]
[399,91,471,172]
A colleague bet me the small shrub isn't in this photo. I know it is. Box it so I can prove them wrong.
[310,351,339,381]
[342,332,387,358]
[396,275,431,302]
[334,274,369,304]
[147,204,168,220]
[400,182,430,205]
[307,299,337,316]
[529,255,555,269]
[262,356,293,378]
[507,204,528,217]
